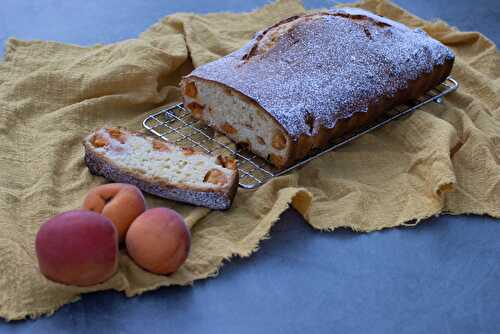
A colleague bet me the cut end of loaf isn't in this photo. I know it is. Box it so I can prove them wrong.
[181,78,292,168]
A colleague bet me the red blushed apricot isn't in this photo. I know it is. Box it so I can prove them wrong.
[125,208,191,275]
[35,210,118,286]
[83,183,146,242]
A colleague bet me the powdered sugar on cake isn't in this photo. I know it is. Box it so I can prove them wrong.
[187,8,455,138]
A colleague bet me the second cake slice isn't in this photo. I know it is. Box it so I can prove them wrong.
[83,127,239,210]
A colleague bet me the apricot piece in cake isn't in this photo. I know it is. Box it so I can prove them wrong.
[272,132,287,150]
[152,139,170,152]
[221,122,237,135]
[217,155,237,170]
[181,147,197,156]
[107,128,126,144]
[186,102,204,118]
[92,134,109,148]
[269,153,286,167]
[184,81,198,98]
[203,169,227,185]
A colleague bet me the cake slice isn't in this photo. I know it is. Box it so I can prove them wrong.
[83,127,239,210]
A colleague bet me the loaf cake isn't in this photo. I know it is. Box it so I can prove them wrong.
[83,128,239,210]
[181,7,455,168]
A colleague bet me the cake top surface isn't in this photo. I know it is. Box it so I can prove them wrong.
[187,7,455,138]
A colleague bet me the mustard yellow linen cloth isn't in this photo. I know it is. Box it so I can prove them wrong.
[0,0,498,320]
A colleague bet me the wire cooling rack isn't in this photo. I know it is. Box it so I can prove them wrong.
[143,77,458,189]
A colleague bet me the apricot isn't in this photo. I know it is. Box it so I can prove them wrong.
[125,208,191,275]
[35,210,118,286]
[83,183,146,241]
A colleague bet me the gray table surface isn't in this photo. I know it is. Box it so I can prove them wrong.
[1,1,499,333]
